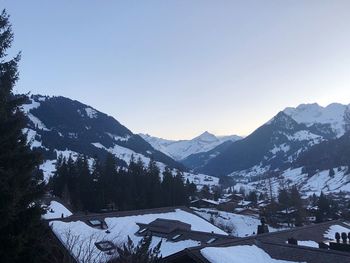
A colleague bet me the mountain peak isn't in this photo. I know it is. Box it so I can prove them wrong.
[194,131,218,142]
[283,102,349,137]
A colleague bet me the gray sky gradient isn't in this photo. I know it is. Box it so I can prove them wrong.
[3,0,350,139]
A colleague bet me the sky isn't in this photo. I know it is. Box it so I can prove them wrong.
[2,1,350,140]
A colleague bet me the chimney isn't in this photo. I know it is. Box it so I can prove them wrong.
[257,217,269,235]
[341,232,347,244]
[288,237,298,245]
[335,232,340,243]
[329,232,350,252]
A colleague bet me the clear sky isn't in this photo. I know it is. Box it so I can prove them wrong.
[3,1,350,139]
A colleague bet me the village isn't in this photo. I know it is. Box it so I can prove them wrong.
[41,185,350,262]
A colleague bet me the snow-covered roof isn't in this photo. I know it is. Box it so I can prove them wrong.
[191,199,220,205]
[49,207,228,262]
[164,220,350,263]
[201,245,301,263]
[42,201,72,220]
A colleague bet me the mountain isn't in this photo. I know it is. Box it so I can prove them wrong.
[196,103,350,177]
[139,131,242,161]
[181,140,234,171]
[283,103,349,137]
[295,131,350,172]
[22,95,184,180]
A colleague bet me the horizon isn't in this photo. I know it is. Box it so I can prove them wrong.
[4,1,350,139]
[29,93,350,140]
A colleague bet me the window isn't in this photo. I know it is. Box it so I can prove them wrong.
[95,241,115,252]
[138,228,147,234]
[88,219,102,226]
[207,238,217,244]
[171,234,182,240]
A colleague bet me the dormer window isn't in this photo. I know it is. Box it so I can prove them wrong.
[88,219,107,229]
[89,219,102,226]
[95,241,115,252]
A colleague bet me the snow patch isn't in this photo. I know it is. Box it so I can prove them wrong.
[85,107,98,118]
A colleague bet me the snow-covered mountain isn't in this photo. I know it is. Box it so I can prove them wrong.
[191,103,350,178]
[283,102,350,137]
[21,95,183,177]
[139,131,242,161]
[21,95,220,189]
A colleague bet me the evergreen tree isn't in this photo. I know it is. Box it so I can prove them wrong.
[146,159,162,208]
[247,191,258,204]
[200,185,211,199]
[278,188,290,211]
[0,10,48,262]
[328,168,335,178]
[110,235,162,263]
[316,192,330,222]
[344,106,350,132]
[185,179,197,199]
[161,167,174,206]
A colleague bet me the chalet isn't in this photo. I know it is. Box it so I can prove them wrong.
[190,199,220,209]
[45,205,234,263]
[235,207,260,217]
[44,200,350,263]
[164,220,350,263]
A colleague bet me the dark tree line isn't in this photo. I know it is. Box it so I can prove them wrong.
[50,154,197,212]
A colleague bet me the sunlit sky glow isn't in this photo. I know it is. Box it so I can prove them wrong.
[3,0,350,139]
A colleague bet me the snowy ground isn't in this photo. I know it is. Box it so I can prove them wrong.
[193,208,287,237]
[233,166,350,198]
[182,172,219,189]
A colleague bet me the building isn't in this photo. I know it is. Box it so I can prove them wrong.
[45,204,234,263]
[164,220,350,263]
[190,199,220,209]
[44,201,350,263]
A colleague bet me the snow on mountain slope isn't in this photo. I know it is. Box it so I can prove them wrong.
[20,95,219,188]
[233,166,350,197]
[140,131,242,161]
[284,103,350,137]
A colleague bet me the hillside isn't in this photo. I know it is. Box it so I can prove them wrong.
[22,95,184,179]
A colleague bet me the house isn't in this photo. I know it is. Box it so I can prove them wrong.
[217,194,246,212]
[45,205,234,263]
[235,208,260,217]
[190,199,220,209]
[164,220,350,263]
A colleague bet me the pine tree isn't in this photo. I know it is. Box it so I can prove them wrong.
[316,192,330,222]
[328,168,335,178]
[0,10,48,262]
[161,167,174,206]
[111,235,162,263]
[344,106,350,132]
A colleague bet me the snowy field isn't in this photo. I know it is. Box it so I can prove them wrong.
[193,208,287,237]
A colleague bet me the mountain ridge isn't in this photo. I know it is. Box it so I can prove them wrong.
[139,131,242,161]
